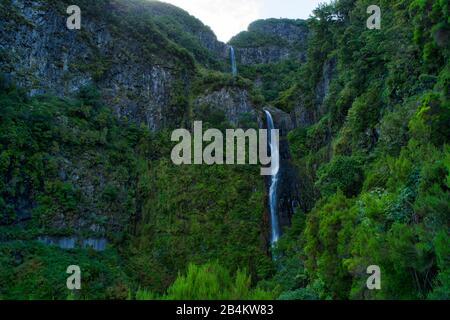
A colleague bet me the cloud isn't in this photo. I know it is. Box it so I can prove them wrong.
[160,0,263,42]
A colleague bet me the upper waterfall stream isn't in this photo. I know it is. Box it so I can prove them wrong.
[229,46,237,76]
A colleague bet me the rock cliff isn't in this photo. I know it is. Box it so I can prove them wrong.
[229,19,309,65]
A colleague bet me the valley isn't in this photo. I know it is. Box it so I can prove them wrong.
[0,0,448,300]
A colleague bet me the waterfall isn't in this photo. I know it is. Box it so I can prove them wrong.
[229,46,237,76]
[265,110,281,245]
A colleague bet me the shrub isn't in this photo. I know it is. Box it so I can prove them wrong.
[316,156,364,198]
[136,262,275,300]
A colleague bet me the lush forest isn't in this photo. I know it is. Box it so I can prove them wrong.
[268,0,449,300]
[0,80,272,299]
[0,0,449,300]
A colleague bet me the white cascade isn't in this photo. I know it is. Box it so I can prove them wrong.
[264,110,281,245]
[229,46,237,76]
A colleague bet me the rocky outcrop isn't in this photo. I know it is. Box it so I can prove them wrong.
[235,46,305,66]
[315,57,337,115]
[263,106,294,136]
[196,29,229,59]
[230,19,309,65]
[0,0,194,131]
[290,57,337,128]
[290,101,317,128]
[193,88,258,126]
[248,19,309,45]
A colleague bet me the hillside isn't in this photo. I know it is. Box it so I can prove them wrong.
[0,0,449,300]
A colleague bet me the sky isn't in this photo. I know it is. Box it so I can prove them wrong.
[159,0,331,42]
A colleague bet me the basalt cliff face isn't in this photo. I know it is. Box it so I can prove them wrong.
[0,0,231,130]
[193,88,257,127]
[1,0,198,130]
[230,19,309,65]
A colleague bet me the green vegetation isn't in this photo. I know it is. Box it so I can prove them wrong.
[0,241,130,299]
[230,19,308,50]
[229,18,309,107]
[136,262,275,300]
[0,82,141,239]
[264,0,450,300]
[238,60,304,106]
[143,1,226,70]
[0,78,271,299]
[127,156,270,293]
[0,0,448,300]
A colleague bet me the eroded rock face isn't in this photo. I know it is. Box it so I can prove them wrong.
[230,19,309,65]
[290,57,337,128]
[249,19,309,45]
[263,106,294,136]
[195,29,229,59]
[290,101,318,128]
[193,88,257,126]
[236,46,300,65]
[0,0,194,131]
[315,57,337,115]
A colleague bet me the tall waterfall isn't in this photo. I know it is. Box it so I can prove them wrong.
[229,46,237,76]
[265,110,281,245]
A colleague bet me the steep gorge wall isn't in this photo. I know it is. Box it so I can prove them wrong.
[1,0,197,130]
[193,87,257,126]
[230,19,309,65]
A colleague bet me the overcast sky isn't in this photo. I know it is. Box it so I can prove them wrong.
[159,0,331,42]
